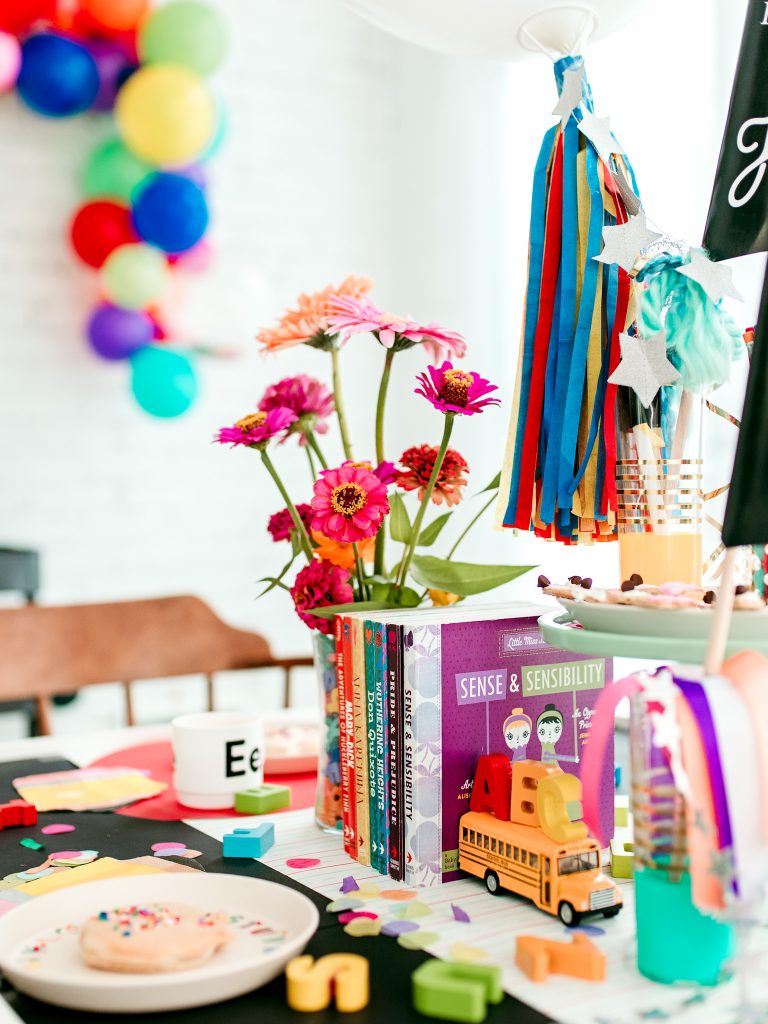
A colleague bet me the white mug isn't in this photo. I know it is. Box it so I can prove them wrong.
[172,711,264,809]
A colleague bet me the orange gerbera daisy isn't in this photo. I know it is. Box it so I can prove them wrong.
[256,275,373,353]
[311,531,375,570]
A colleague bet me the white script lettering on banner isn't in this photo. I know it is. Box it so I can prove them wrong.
[728,116,768,208]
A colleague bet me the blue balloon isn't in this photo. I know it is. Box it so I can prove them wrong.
[18,34,99,118]
[130,347,198,418]
[131,173,209,254]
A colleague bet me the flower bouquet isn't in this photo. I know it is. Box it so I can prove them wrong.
[216,276,534,828]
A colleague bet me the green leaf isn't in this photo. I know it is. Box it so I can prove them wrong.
[408,556,536,597]
[369,581,395,602]
[477,471,501,495]
[308,600,396,621]
[256,552,298,597]
[417,512,452,547]
[290,531,304,558]
[389,492,412,543]
[394,586,422,607]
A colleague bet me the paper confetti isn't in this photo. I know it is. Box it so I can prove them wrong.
[344,917,381,937]
[451,903,471,924]
[394,900,432,921]
[17,868,53,881]
[571,924,605,937]
[285,858,321,869]
[338,911,378,924]
[50,850,98,866]
[40,824,75,836]
[380,889,417,902]
[355,884,381,899]
[450,942,488,963]
[326,898,363,913]
[19,838,43,851]
[151,842,186,852]
[398,931,440,951]
[340,875,360,893]
[381,920,419,938]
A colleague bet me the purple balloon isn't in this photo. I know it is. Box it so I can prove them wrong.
[87,303,153,361]
[87,40,136,112]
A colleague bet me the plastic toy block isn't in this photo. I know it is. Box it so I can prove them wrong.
[411,960,503,1024]
[469,755,511,820]
[222,824,274,859]
[234,784,290,815]
[515,933,606,984]
[614,795,629,828]
[610,838,634,879]
[286,953,369,1013]
[0,801,37,829]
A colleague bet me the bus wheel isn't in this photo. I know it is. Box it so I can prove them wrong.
[602,907,621,919]
[484,871,501,896]
[558,902,581,927]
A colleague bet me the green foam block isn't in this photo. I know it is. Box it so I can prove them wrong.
[19,838,43,851]
[412,961,503,1024]
[234,784,290,815]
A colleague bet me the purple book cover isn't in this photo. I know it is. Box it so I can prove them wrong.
[439,616,613,881]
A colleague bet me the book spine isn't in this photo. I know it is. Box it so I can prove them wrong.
[387,622,404,881]
[373,624,389,875]
[341,617,357,860]
[364,621,380,872]
[351,619,370,866]
[335,615,352,857]
[401,629,416,886]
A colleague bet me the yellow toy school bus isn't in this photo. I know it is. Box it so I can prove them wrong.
[458,757,622,927]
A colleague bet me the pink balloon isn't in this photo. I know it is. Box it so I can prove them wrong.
[170,238,213,274]
[0,31,21,92]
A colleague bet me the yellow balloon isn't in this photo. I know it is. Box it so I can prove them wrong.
[116,64,214,166]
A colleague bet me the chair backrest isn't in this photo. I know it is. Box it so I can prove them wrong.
[0,595,275,701]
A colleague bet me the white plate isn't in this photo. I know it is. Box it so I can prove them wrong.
[0,873,318,1014]
[557,597,768,641]
[264,711,319,775]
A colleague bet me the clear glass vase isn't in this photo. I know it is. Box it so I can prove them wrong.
[312,631,343,834]
[616,387,703,584]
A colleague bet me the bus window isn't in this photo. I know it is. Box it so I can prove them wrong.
[513,846,519,860]
[544,858,550,877]
[491,838,496,853]
[521,849,527,865]
[462,826,468,842]
[483,835,489,850]
[558,851,599,875]
[470,830,475,845]
[505,843,512,859]
[530,853,538,869]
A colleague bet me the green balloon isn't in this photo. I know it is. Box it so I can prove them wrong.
[101,244,168,310]
[139,1,228,76]
[82,137,151,202]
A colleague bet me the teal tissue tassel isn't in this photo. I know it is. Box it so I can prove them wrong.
[637,250,743,393]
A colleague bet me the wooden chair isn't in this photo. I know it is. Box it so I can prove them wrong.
[0,595,313,735]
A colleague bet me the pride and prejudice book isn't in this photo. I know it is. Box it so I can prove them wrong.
[400,603,614,885]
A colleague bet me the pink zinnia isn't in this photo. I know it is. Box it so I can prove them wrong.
[338,459,398,487]
[290,560,354,634]
[415,362,500,416]
[311,463,390,544]
[326,295,466,362]
[258,375,334,443]
[268,503,314,543]
[397,445,469,506]
[214,407,297,447]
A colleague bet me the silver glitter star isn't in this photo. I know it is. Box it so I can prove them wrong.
[608,331,681,407]
[578,110,624,163]
[708,846,736,888]
[552,62,584,127]
[595,212,662,273]
[676,248,744,303]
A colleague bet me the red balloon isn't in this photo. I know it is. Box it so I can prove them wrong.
[0,0,55,35]
[69,201,137,269]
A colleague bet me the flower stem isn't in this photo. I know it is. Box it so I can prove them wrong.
[331,345,353,461]
[306,443,317,483]
[305,428,329,470]
[373,348,395,577]
[351,542,368,600]
[260,449,313,561]
[447,491,497,559]
[396,415,454,591]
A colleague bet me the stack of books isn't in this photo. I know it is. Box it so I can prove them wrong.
[334,603,614,886]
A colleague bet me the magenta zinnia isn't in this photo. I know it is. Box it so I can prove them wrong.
[258,375,334,443]
[415,362,500,416]
[290,560,354,634]
[327,295,466,362]
[311,463,390,543]
[268,503,314,543]
[397,445,469,506]
[215,407,298,447]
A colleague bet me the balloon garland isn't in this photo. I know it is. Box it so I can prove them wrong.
[0,0,227,418]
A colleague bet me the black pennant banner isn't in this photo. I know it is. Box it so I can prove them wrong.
[703,0,768,261]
